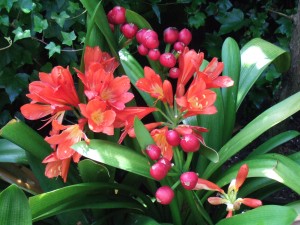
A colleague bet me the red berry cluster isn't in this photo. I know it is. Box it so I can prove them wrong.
[144,144,174,204]
[166,130,200,153]
[107,6,193,78]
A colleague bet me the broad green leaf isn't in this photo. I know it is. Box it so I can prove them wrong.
[248,130,300,158]
[45,42,61,58]
[287,200,300,215]
[51,11,70,28]
[80,0,118,59]
[30,183,153,221]
[61,31,77,46]
[125,9,152,29]
[215,8,246,35]
[0,185,31,225]
[73,139,151,179]
[0,119,52,160]
[134,117,155,150]
[33,15,48,33]
[68,1,80,13]
[197,88,224,151]
[214,153,300,195]
[124,213,161,225]
[0,139,27,164]
[12,27,31,42]
[0,0,18,12]
[200,144,219,163]
[188,12,206,29]
[78,159,110,182]
[216,205,297,225]
[19,0,34,13]
[237,38,290,109]
[221,37,240,143]
[203,91,300,180]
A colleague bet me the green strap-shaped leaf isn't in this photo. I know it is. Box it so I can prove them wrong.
[0,185,32,225]
[0,119,52,160]
[214,153,300,195]
[72,139,151,179]
[203,91,300,179]
[78,159,110,183]
[216,205,297,225]
[119,48,161,121]
[0,139,28,164]
[221,37,241,143]
[134,117,155,150]
[80,0,118,59]
[248,130,300,158]
[237,38,290,109]
[30,183,156,222]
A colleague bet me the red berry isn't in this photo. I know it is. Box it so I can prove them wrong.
[159,53,176,68]
[166,130,181,146]
[178,28,192,45]
[180,172,198,190]
[163,27,179,44]
[168,67,180,79]
[150,162,168,180]
[121,23,138,39]
[137,44,149,56]
[136,28,147,43]
[180,134,200,152]
[145,144,161,160]
[173,41,185,52]
[107,6,126,25]
[148,49,161,61]
[155,186,174,205]
[157,157,172,171]
[142,30,159,49]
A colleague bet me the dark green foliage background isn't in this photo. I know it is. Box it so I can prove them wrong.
[0,0,297,127]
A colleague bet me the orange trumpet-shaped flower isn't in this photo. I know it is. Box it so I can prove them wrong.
[136,67,173,104]
[176,77,217,117]
[42,152,71,183]
[77,63,134,110]
[84,46,119,73]
[21,66,80,121]
[203,164,262,218]
[151,127,173,161]
[45,120,89,160]
[176,48,204,97]
[43,119,89,182]
[79,99,116,135]
[114,107,157,143]
[197,57,234,89]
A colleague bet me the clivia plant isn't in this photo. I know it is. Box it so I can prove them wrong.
[0,1,300,225]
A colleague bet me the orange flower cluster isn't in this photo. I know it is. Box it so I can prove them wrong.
[21,46,155,182]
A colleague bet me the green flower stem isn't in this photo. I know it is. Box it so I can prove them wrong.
[156,107,174,124]
[173,146,183,172]
[161,179,182,225]
[183,152,194,172]
[165,43,171,53]
[183,190,213,225]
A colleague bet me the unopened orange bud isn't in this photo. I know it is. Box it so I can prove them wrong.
[235,164,249,190]
[207,197,227,205]
[240,198,262,208]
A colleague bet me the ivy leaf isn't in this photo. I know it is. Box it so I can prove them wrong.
[0,0,18,12]
[216,0,232,11]
[45,42,61,58]
[67,1,80,14]
[276,17,293,38]
[0,70,29,103]
[19,0,34,13]
[61,31,76,46]
[188,12,206,29]
[215,8,246,35]
[0,15,9,26]
[12,27,31,42]
[51,11,70,28]
[33,15,48,33]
